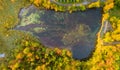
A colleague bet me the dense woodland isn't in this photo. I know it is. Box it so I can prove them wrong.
[0,0,120,70]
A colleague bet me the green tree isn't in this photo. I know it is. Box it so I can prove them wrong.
[114,0,120,7]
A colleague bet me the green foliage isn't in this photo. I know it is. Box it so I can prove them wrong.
[1,40,81,70]
[110,7,120,18]
[0,0,30,29]
[114,0,120,7]
[0,0,120,70]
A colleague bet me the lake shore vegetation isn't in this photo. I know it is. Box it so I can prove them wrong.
[0,0,120,70]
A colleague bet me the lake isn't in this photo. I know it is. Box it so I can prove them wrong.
[15,5,102,59]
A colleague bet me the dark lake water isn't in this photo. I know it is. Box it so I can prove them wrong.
[15,5,102,59]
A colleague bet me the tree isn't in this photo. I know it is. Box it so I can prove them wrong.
[114,0,120,7]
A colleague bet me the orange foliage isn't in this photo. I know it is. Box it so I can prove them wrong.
[27,52,33,57]
[33,0,41,6]
[11,0,15,2]
[103,2,114,12]
[16,53,24,59]
[55,48,62,55]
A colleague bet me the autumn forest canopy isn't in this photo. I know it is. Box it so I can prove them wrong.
[0,0,120,70]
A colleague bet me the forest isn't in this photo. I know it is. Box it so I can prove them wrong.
[0,0,120,70]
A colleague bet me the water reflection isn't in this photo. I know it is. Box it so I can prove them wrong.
[15,5,102,59]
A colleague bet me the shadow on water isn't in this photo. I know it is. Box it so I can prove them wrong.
[15,5,102,60]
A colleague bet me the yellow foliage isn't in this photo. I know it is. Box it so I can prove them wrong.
[31,42,39,47]
[35,66,41,70]
[110,18,120,41]
[30,57,35,62]
[110,16,117,22]
[16,53,24,59]
[55,8,58,12]
[66,51,72,57]
[12,63,20,70]
[23,47,30,54]
[25,41,29,46]
[35,55,39,59]
[117,20,120,25]
[0,6,3,10]
[103,2,114,13]
[11,0,15,3]
[69,10,72,13]
[103,32,114,42]
[110,17,118,29]
[88,1,100,8]
[117,22,120,29]
[112,34,120,41]
[102,13,109,23]
[116,44,120,47]
[33,0,41,6]
[35,65,46,70]
[27,52,33,57]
